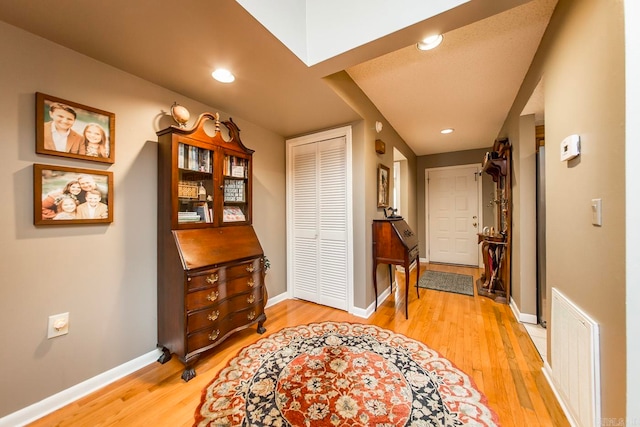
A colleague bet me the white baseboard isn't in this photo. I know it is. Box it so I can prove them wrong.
[542,360,578,427]
[350,285,391,318]
[509,298,538,324]
[350,305,369,318]
[0,348,162,427]
[265,291,288,308]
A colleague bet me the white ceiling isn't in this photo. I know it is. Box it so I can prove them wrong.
[0,0,555,156]
[235,0,470,66]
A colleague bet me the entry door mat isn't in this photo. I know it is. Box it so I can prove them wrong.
[417,270,474,296]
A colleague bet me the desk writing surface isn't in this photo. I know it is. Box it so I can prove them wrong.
[372,219,418,261]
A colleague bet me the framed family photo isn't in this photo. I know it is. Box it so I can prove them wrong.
[36,92,115,164]
[377,163,390,208]
[34,164,114,225]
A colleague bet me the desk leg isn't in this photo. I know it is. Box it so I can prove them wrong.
[415,255,420,299]
[388,265,394,292]
[404,261,410,319]
[373,261,378,311]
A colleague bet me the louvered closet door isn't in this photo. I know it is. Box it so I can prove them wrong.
[291,137,348,310]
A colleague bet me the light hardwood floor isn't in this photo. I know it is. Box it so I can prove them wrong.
[28,263,568,426]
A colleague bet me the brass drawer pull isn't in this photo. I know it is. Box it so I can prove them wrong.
[206,273,219,284]
[246,265,255,273]
[247,294,255,304]
[247,311,256,321]
[247,278,254,288]
[208,330,220,341]
[206,290,219,302]
[207,310,220,321]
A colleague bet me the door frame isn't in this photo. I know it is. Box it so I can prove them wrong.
[424,164,483,266]
[285,126,354,313]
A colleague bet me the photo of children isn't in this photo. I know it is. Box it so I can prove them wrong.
[35,164,112,225]
[36,93,115,164]
[53,194,80,220]
[76,189,108,219]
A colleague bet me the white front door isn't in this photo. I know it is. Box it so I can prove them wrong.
[427,166,480,266]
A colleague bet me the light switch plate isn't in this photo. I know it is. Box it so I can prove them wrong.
[591,198,602,226]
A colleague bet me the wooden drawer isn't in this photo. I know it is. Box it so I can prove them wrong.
[186,286,264,333]
[186,258,261,291]
[187,305,265,354]
[186,274,263,311]
[224,258,261,280]
[186,266,224,292]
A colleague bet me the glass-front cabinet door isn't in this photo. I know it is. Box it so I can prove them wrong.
[221,150,251,225]
[175,139,214,226]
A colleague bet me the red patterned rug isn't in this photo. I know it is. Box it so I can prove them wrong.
[194,322,499,426]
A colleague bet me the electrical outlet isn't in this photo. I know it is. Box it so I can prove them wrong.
[47,312,69,338]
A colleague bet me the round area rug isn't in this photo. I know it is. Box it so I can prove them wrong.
[194,322,499,426]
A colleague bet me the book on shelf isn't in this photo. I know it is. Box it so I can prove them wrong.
[223,206,246,222]
[198,149,212,173]
[178,211,201,223]
[231,165,245,178]
[193,202,213,223]
[224,155,248,177]
[195,205,206,222]
[178,144,213,173]
[178,143,185,169]
[223,179,245,202]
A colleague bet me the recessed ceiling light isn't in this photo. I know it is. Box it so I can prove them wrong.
[212,68,235,83]
[417,34,443,51]
[441,128,454,134]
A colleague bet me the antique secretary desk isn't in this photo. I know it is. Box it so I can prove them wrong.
[156,112,267,381]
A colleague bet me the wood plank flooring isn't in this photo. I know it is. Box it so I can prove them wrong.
[28,263,568,426]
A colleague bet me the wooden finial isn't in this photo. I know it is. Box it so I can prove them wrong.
[214,112,220,133]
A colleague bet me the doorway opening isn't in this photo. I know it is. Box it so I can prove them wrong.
[425,164,482,266]
[520,77,547,362]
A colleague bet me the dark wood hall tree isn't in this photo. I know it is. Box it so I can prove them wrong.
[477,138,512,303]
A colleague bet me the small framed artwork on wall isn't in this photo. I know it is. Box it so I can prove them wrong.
[35,92,115,164]
[34,163,114,225]
[377,163,390,208]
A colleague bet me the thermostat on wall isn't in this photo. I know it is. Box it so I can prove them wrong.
[560,134,580,161]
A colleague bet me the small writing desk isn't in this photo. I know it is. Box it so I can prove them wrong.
[372,218,420,319]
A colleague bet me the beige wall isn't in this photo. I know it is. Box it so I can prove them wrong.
[324,71,417,309]
[501,0,626,418]
[396,158,410,221]
[625,0,640,420]
[509,114,538,316]
[0,21,286,416]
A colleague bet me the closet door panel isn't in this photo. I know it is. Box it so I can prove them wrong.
[291,143,319,301]
[290,136,348,310]
[318,137,348,309]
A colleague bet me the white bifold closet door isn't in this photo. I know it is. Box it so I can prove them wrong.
[290,136,348,310]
